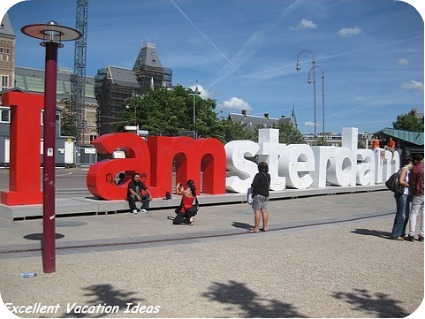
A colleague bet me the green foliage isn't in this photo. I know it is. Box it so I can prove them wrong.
[315,136,329,146]
[117,85,220,137]
[60,99,78,137]
[393,109,424,132]
[357,141,366,149]
[213,118,258,143]
[275,122,305,144]
[116,85,303,145]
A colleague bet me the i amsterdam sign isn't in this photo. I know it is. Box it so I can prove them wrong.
[1,92,399,206]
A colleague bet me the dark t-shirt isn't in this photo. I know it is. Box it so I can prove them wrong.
[251,172,270,197]
[127,180,148,197]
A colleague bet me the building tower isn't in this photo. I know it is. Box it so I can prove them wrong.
[71,0,89,144]
[0,13,15,91]
[95,43,172,135]
[133,42,173,91]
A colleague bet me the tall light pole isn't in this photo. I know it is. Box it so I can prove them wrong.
[21,21,81,273]
[125,90,138,134]
[191,83,199,139]
[296,49,317,144]
[308,64,325,143]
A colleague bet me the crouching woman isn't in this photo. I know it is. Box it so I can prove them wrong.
[173,180,198,226]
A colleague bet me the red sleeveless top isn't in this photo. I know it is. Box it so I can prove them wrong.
[181,196,195,213]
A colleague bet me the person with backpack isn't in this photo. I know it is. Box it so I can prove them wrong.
[391,156,413,240]
[248,162,271,233]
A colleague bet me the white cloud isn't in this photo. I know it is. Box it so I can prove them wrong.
[338,27,362,38]
[397,58,409,65]
[304,121,317,128]
[221,97,252,111]
[401,80,424,91]
[293,18,318,30]
[190,84,211,98]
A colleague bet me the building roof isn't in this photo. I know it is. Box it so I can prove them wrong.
[0,13,14,38]
[374,127,424,146]
[105,65,140,88]
[228,111,296,130]
[14,66,97,104]
[133,42,163,70]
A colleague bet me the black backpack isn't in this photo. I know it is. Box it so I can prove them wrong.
[385,170,404,195]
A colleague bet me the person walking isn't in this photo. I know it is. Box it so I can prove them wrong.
[248,162,271,233]
[406,154,424,242]
[127,172,152,214]
[391,156,412,240]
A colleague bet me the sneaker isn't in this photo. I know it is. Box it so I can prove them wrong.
[405,235,415,242]
[393,237,404,241]
[418,236,424,242]
[132,209,138,214]
[140,209,148,214]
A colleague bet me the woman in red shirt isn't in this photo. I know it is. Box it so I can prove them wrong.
[173,180,197,226]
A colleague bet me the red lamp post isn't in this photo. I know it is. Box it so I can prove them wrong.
[21,21,81,273]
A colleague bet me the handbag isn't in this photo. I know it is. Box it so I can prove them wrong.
[385,170,404,195]
[186,197,200,215]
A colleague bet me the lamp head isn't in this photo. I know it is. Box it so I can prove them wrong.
[296,60,301,71]
[21,21,81,47]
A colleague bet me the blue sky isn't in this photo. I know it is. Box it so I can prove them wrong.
[2,0,424,135]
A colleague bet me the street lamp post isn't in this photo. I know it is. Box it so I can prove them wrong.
[21,21,81,273]
[296,49,317,144]
[125,91,138,134]
[308,65,325,143]
[191,84,199,139]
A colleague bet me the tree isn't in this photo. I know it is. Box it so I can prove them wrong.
[214,118,258,143]
[116,85,303,145]
[393,109,424,132]
[275,122,305,144]
[60,99,78,137]
[117,85,222,137]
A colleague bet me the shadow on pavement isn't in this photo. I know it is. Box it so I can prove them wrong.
[351,228,392,239]
[61,283,142,318]
[332,288,410,318]
[232,222,252,230]
[202,280,307,318]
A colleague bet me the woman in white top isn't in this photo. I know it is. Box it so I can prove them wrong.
[391,156,413,240]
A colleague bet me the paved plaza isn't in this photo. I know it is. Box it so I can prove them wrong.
[0,190,424,318]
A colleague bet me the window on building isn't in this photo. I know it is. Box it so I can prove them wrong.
[0,107,10,123]
[15,75,25,89]
[1,75,9,90]
[26,77,44,92]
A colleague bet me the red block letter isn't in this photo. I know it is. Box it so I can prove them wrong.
[87,133,151,200]
[1,92,44,205]
[148,136,226,195]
